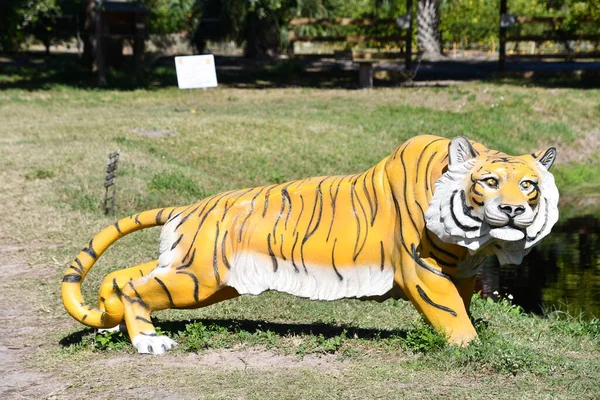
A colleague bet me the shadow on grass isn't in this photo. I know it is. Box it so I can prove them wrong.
[2,51,599,91]
[59,317,411,348]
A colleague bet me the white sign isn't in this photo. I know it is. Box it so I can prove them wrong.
[174,55,218,89]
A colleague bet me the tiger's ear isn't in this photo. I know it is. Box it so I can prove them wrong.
[533,147,557,170]
[449,136,479,166]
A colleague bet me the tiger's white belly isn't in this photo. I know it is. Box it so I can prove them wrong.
[226,251,395,300]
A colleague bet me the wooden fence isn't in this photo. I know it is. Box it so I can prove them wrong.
[499,0,600,71]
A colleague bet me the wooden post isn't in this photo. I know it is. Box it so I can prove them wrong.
[405,0,413,70]
[499,0,507,73]
[358,62,373,89]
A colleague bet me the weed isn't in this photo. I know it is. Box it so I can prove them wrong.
[92,330,130,352]
[25,167,55,180]
[148,171,206,199]
[401,323,447,353]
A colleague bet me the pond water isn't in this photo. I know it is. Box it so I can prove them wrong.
[476,216,600,319]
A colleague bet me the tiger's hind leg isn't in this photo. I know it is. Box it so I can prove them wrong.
[119,266,239,354]
[97,260,159,329]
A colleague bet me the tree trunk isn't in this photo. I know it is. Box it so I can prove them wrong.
[81,0,96,70]
[417,0,442,59]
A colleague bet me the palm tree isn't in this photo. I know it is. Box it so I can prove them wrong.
[417,0,442,59]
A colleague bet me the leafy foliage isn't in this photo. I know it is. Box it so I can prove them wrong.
[440,0,600,49]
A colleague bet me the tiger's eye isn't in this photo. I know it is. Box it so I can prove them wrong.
[485,178,498,188]
[521,181,531,189]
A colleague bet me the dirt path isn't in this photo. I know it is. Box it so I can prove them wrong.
[0,244,67,399]
[0,242,347,399]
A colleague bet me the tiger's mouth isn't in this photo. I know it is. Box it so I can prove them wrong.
[483,200,536,242]
[488,225,525,241]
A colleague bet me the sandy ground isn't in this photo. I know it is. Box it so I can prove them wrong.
[0,241,347,399]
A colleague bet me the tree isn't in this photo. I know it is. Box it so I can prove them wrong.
[417,0,442,59]
[0,0,61,52]
[191,0,329,58]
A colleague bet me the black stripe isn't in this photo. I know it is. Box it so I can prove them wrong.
[529,188,540,202]
[350,180,368,262]
[134,213,141,225]
[139,269,144,277]
[300,181,325,272]
[121,291,148,309]
[221,230,231,269]
[140,332,157,337]
[176,248,196,270]
[221,188,254,222]
[425,231,459,261]
[279,234,287,261]
[460,190,482,222]
[136,316,153,324]
[392,195,412,256]
[74,257,84,273]
[212,222,221,284]
[326,176,343,242]
[430,253,457,268]
[293,194,305,235]
[167,208,175,220]
[176,271,200,302]
[183,192,230,262]
[182,199,218,261]
[273,184,292,243]
[416,285,457,317]
[416,138,444,187]
[470,181,484,197]
[424,152,438,193]
[62,274,81,283]
[154,277,174,307]
[472,197,484,207]
[450,191,479,231]
[331,238,343,281]
[156,209,165,225]
[291,232,300,273]
[126,281,145,302]
[399,145,420,234]
[113,278,122,296]
[113,221,122,234]
[68,265,82,274]
[238,186,266,243]
[267,233,278,272]
[282,187,292,229]
[380,241,385,271]
[83,239,97,259]
[171,234,183,250]
[362,170,375,227]
[369,168,379,226]
[175,203,202,230]
[82,314,87,321]
[70,259,83,274]
[527,201,548,242]
[302,181,324,244]
[410,244,453,282]
[262,184,278,218]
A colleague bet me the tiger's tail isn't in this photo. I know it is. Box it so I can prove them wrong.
[61,206,187,329]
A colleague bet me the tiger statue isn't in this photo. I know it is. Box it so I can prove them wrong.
[62,135,559,354]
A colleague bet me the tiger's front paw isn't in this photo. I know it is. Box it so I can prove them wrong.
[132,335,177,355]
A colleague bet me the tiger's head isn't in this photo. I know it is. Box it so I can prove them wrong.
[425,136,559,265]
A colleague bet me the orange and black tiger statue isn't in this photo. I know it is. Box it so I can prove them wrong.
[62,135,559,354]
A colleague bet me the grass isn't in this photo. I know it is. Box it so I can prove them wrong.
[1,54,599,398]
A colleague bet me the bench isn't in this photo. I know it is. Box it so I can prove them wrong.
[287,12,413,88]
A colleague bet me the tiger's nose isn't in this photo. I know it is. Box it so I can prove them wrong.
[498,204,526,218]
